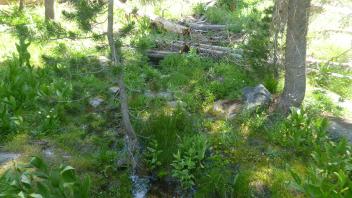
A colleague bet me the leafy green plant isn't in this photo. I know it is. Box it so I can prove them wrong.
[193,3,206,16]
[270,108,328,155]
[0,157,90,197]
[15,25,31,67]
[144,140,162,171]
[171,150,196,190]
[290,139,352,197]
[263,74,279,94]
[171,135,207,190]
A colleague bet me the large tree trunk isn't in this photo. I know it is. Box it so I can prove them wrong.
[19,0,24,11]
[278,0,310,113]
[107,0,139,171]
[45,0,55,20]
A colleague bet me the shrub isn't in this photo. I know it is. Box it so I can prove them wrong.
[263,74,279,94]
[193,3,206,16]
[171,135,208,190]
[208,62,250,99]
[144,140,162,172]
[0,157,90,197]
[269,108,329,155]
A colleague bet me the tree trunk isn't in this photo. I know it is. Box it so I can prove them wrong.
[45,0,55,20]
[278,0,311,113]
[107,0,139,171]
[19,0,24,11]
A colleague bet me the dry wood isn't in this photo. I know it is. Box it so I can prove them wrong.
[147,49,178,59]
[155,40,242,58]
[152,17,190,35]
[187,23,228,31]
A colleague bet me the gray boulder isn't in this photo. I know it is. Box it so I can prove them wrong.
[243,84,271,110]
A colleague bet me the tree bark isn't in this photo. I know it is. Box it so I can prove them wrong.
[19,0,24,11]
[108,0,139,170]
[45,0,55,20]
[278,0,311,113]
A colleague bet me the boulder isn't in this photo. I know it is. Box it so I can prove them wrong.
[242,84,271,110]
[89,97,104,108]
[97,56,111,67]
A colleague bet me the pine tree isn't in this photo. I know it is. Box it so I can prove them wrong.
[63,0,140,170]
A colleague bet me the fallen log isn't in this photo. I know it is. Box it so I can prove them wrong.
[156,40,243,57]
[152,17,190,35]
[147,45,242,61]
[187,23,228,31]
[147,49,178,59]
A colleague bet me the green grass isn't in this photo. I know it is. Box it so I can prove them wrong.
[309,64,352,100]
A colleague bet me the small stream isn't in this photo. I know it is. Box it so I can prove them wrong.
[131,175,151,198]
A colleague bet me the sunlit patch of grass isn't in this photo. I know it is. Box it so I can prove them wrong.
[68,155,97,172]
[0,33,16,62]
[270,168,304,198]
[204,119,233,134]
[309,40,351,62]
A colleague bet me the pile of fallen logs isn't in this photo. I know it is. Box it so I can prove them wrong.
[146,17,245,61]
[147,40,243,61]
[116,1,244,62]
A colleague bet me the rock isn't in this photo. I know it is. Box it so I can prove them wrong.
[144,90,173,100]
[0,153,20,165]
[109,86,120,94]
[213,100,242,118]
[243,84,271,110]
[43,147,71,160]
[97,56,111,67]
[328,119,352,143]
[43,148,55,158]
[89,97,104,108]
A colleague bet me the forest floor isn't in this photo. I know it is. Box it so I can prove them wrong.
[0,1,352,197]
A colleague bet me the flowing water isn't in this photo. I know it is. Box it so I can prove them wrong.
[131,175,151,198]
